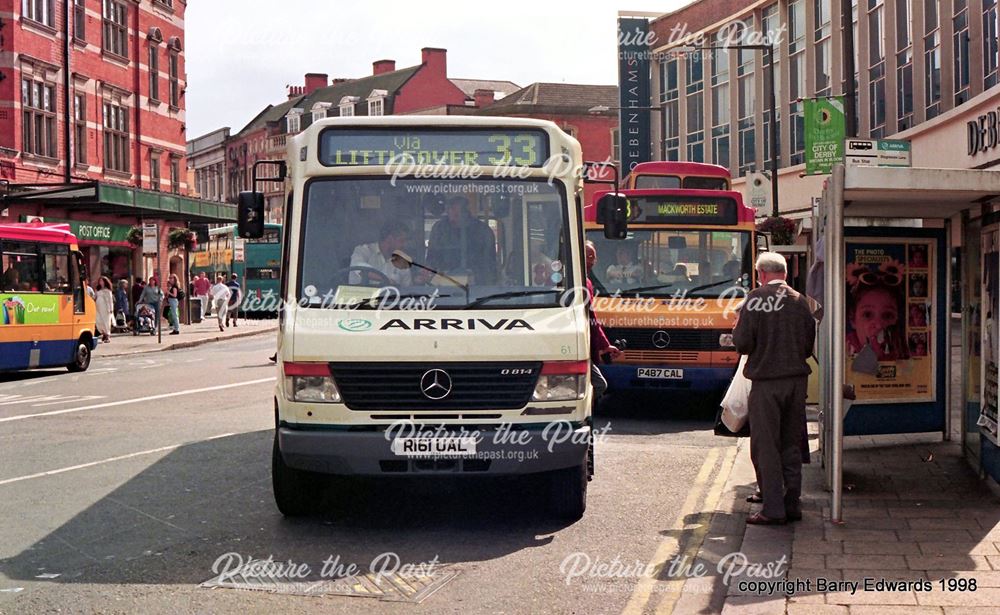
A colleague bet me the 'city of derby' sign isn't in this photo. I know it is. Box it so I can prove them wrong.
[967,106,1000,157]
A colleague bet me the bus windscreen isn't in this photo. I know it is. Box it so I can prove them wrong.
[319,128,549,167]
[617,195,739,225]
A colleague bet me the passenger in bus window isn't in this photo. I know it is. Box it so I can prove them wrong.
[723,259,742,281]
[349,220,413,286]
[426,196,497,285]
[606,245,642,286]
[2,265,20,291]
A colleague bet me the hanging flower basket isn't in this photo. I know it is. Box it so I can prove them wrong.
[756,216,797,245]
[126,226,143,247]
[167,228,195,250]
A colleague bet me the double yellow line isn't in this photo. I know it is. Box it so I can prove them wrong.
[621,445,738,615]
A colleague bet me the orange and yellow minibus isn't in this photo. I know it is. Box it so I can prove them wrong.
[0,223,97,372]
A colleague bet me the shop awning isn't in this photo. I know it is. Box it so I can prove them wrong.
[1,182,237,223]
[841,166,1000,218]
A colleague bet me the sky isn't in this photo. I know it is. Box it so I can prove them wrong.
[185,0,690,139]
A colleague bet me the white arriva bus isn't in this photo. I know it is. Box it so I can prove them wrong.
[237,116,596,519]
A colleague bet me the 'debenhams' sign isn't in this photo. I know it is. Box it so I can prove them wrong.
[967,106,1000,157]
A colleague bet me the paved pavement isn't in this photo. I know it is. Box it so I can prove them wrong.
[95,314,277,358]
[710,345,1000,614]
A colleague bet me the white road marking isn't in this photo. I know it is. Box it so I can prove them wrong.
[0,432,237,487]
[0,378,275,423]
[0,394,106,407]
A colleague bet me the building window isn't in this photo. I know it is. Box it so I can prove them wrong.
[762,4,781,165]
[74,0,86,41]
[168,53,179,108]
[74,94,87,165]
[22,0,54,27]
[170,157,180,194]
[868,0,886,139]
[685,52,704,163]
[21,78,56,158]
[339,96,357,117]
[814,0,832,96]
[737,19,755,176]
[287,111,301,134]
[896,0,913,131]
[611,128,620,164]
[985,0,1000,89]
[150,152,160,190]
[103,0,129,59]
[925,0,942,118]
[788,0,806,164]
[954,0,971,103]
[369,98,384,116]
[103,101,130,173]
[659,58,680,160]
[710,42,730,170]
[149,46,160,102]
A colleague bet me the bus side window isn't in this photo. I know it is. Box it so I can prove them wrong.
[41,244,70,294]
[70,251,85,313]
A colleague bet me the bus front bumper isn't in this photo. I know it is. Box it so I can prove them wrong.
[599,364,737,393]
[277,423,590,476]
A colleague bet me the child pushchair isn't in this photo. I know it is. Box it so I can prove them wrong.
[133,303,157,336]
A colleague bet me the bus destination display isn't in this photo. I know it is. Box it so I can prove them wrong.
[627,196,739,225]
[319,129,549,167]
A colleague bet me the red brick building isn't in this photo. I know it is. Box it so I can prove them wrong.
[0,1,232,290]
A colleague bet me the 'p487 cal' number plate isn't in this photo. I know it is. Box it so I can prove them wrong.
[637,368,684,379]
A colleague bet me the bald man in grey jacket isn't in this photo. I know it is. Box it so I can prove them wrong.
[733,252,817,525]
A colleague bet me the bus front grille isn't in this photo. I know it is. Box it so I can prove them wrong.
[329,362,541,411]
[605,328,726,351]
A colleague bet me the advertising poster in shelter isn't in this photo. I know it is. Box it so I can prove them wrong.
[979,227,999,444]
[845,238,936,403]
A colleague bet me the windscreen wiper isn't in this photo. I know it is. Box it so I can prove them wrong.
[688,279,742,294]
[463,289,563,309]
[621,282,674,295]
[342,292,450,309]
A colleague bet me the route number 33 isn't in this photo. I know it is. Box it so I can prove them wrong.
[488,135,538,166]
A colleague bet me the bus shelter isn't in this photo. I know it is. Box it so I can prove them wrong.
[816,163,1000,522]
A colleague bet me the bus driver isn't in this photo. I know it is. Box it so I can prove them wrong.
[349,220,413,286]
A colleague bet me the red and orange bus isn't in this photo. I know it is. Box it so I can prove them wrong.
[1,223,97,372]
[586,161,760,395]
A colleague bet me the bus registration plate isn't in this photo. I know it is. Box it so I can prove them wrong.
[637,368,684,379]
[391,437,478,457]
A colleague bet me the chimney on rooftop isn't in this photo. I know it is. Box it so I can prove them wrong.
[474,89,495,108]
[373,60,396,75]
[287,85,304,100]
[304,73,329,95]
[421,47,447,77]
[331,78,352,85]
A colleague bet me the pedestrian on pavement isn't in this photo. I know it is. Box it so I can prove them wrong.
[193,271,212,320]
[138,277,162,328]
[584,241,622,403]
[225,273,241,328]
[733,252,816,525]
[210,274,232,332]
[114,279,129,328]
[83,278,95,299]
[94,277,114,342]
[131,277,145,311]
[166,274,182,335]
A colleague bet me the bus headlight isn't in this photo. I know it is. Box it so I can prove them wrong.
[719,333,735,348]
[283,362,342,403]
[531,361,588,401]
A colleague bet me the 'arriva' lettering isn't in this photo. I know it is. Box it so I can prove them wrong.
[379,318,534,331]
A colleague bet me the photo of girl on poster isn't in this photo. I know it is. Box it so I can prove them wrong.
[846,256,910,362]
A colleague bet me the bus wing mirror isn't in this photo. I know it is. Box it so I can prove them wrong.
[596,193,629,240]
[237,192,265,239]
